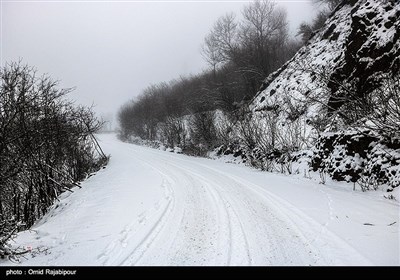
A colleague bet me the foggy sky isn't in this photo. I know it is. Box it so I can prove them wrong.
[1,1,316,120]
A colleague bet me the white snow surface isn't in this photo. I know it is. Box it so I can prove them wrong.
[3,134,399,266]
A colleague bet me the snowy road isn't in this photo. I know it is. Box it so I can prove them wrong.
[6,134,399,266]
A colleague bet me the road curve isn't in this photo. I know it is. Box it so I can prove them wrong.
[95,135,371,266]
[8,133,389,266]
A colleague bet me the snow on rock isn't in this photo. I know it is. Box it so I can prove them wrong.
[311,128,400,189]
[250,0,400,136]
[250,1,353,118]
[173,147,182,154]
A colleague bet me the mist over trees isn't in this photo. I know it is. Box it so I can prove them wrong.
[119,0,301,150]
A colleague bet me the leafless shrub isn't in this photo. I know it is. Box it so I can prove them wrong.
[0,62,108,258]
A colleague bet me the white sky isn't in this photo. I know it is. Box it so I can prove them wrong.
[1,0,317,118]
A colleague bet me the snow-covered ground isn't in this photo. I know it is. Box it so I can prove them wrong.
[3,134,399,266]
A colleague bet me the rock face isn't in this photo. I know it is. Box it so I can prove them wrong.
[311,129,400,189]
[328,0,400,111]
[250,0,400,124]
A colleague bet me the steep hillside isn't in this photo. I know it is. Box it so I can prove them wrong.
[250,0,400,124]
[235,0,400,190]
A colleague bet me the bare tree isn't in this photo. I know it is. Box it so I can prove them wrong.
[201,33,224,77]
[204,13,239,65]
[240,0,288,72]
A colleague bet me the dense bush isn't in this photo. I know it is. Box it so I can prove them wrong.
[0,62,108,259]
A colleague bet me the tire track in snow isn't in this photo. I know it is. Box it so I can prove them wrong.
[157,169,224,265]
[129,147,315,265]
[196,177,233,265]
[166,162,252,265]
[169,161,310,265]
[97,163,177,266]
[140,149,372,265]
[117,153,222,265]
[188,161,373,265]
[119,177,175,265]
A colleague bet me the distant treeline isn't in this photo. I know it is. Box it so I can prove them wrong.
[119,0,305,144]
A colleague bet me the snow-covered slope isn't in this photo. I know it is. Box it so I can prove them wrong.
[250,0,400,123]
[2,134,398,266]
[240,0,400,188]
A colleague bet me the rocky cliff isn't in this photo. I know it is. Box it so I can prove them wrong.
[250,0,400,125]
